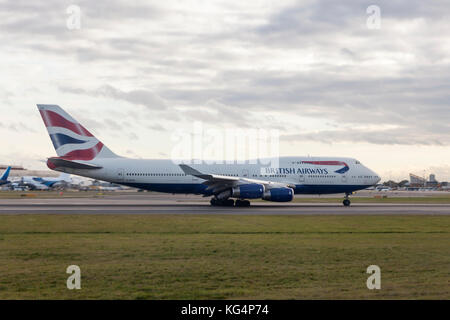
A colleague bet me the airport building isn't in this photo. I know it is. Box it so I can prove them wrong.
[426,174,439,187]
[409,172,449,190]
[409,173,426,187]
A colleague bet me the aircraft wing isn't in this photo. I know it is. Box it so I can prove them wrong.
[179,164,240,183]
[179,164,295,195]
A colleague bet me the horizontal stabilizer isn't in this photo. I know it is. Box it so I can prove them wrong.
[47,157,102,170]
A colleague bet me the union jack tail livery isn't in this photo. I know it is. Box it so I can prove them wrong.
[37,104,118,161]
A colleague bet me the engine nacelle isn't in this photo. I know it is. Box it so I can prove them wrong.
[231,184,264,199]
[262,187,294,202]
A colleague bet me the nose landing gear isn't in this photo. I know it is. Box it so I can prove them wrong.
[343,193,351,206]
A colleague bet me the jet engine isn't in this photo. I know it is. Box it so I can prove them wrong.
[231,184,265,199]
[262,187,294,202]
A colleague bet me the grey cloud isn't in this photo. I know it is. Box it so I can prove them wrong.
[97,85,167,110]
[148,124,165,131]
[282,127,449,146]
[3,1,450,147]
[104,118,122,130]
[0,121,37,133]
[60,85,167,110]
[257,0,450,36]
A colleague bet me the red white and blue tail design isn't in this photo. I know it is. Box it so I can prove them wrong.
[37,104,118,161]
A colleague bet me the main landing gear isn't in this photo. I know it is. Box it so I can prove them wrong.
[210,198,250,207]
[343,193,351,207]
[210,198,234,206]
[235,199,250,207]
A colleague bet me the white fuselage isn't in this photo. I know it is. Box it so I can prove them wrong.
[52,156,380,195]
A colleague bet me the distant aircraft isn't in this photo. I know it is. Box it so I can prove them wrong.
[20,173,72,190]
[0,166,11,186]
[37,104,381,206]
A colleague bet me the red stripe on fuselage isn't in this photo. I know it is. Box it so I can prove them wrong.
[39,110,94,137]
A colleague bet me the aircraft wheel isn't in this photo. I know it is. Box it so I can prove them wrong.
[211,198,235,206]
[225,199,235,206]
[235,200,251,207]
[343,199,351,207]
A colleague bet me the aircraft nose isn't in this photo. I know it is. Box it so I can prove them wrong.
[366,167,380,185]
[372,169,381,184]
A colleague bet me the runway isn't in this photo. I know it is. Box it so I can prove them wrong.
[0,194,449,215]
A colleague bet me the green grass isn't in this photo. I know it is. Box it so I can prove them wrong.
[0,215,448,299]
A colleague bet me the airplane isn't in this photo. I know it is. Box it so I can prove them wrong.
[0,166,11,186]
[20,173,72,190]
[37,104,381,206]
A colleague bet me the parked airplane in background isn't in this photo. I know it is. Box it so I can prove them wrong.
[37,104,380,206]
[0,166,11,186]
[20,173,72,190]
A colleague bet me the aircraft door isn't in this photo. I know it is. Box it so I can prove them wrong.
[242,169,249,178]
[299,175,305,183]
[116,168,124,182]
[341,175,348,183]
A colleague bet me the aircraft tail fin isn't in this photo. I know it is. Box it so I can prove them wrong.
[1,166,11,180]
[37,104,119,161]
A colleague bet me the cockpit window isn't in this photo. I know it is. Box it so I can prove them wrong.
[355,160,361,164]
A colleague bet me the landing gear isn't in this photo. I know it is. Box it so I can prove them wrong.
[210,198,250,207]
[235,199,251,207]
[343,193,351,207]
[210,198,235,206]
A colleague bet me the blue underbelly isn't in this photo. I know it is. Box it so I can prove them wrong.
[118,182,369,195]
[293,184,369,194]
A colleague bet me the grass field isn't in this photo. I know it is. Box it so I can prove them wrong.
[0,214,449,299]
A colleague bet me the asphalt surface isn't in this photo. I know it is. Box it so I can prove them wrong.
[0,194,449,215]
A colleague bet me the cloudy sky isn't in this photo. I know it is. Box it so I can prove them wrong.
[0,0,449,181]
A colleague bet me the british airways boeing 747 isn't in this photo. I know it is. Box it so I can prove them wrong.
[37,104,380,207]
